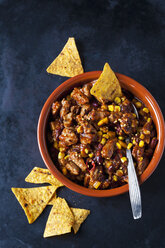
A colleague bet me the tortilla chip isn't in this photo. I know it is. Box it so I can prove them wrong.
[43,197,74,238]
[90,63,122,102]
[25,167,64,187]
[11,186,56,224]
[46,37,84,77]
[71,208,90,234]
[48,194,57,205]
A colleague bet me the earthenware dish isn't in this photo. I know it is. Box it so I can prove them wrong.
[37,71,165,197]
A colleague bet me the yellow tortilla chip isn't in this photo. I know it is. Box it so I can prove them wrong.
[48,194,57,205]
[46,37,84,77]
[43,197,74,238]
[25,167,64,187]
[71,208,90,234]
[90,63,122,102]
[11,186,56,224]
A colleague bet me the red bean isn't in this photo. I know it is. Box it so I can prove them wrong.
[150,129,156,138]
[92,101,99,108]
[49,147,58,161]
[145,148,153,157]
[150,137,158,149]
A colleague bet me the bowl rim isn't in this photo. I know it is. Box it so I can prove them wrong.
[37,71,165,197]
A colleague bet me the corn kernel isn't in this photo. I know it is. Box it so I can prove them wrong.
[113,175,118,181]
[101,104,108,110]
[133,139,136,145]
[108,131,116,138]
[97,131,103,136]
[53,141,59,149]
[147,117,151,123]
[139,140,144,147]
[143,107,149,113]
[127,143,133,150]
[81,150,87,158]
[139,157,143,162]
[58,152,65,159]
[62,167,67,175]
[114,106,121,112]
[119,140,127,149]
[116,142,122,149]
[89,153,94,158]
[101,138,106,145]
[140,133,145,139]
[105,161,112,168]
[103,133,109,139]
[98,117,108,126]
[108,105,114,111]
[121,96,126,101]
[64,155,69,160]
[50,121,56,131]
[143,129,150,135]
[118,136,124,140]
[93,181,101,189]
[135,101,142,108]
[116,169,123,177]
[121,157,127,163]
[114,97,121,104]
[59,147,65,152]
[132,113,137,118]
[77,126,83,133]
[85,148,89,154]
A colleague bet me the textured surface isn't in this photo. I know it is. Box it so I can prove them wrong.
[0,0,165,247]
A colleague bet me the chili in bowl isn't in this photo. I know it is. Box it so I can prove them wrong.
[37,72,165,197]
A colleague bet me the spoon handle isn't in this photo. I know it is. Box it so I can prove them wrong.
[126,149,142,219]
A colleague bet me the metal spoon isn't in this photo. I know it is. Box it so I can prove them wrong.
[126,103,142,219]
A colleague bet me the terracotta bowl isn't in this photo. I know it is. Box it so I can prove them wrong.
[37,71,165,197]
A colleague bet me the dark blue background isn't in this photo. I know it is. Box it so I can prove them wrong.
[0,0,165,247]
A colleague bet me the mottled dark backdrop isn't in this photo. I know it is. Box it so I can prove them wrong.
[0,0,165,248]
